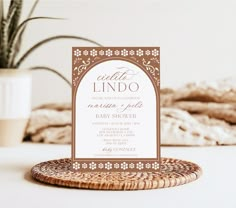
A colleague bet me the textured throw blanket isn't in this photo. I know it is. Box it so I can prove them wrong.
[25,78,236,146]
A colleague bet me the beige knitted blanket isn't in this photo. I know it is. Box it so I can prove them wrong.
[25,78,236,146]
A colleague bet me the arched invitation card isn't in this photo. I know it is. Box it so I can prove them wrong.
[72,47,160,172]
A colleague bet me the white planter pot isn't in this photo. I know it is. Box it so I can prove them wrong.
[0,69,32,146]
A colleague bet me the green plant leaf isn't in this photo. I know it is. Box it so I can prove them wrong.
[0,0,4,51]
[13,0,39,59]
[10,16,64,45]
[0,3,18,68]
[0,20,8,67]
[7,16,63,67]
[15,35,102,68]
[16,0,40,42]
[27,0,39,19]
[5,6,17,30]
[30,66,71,87]
[0,0,3,24]
[1,5,17,50]
[7,0,22,40]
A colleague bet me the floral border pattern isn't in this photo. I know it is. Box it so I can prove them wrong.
[72,161,160,172]
[73,47,160,87]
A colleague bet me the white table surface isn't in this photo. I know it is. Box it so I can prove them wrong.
[0,143,235,208]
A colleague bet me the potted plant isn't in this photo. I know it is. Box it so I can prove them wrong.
[0,0,101,146]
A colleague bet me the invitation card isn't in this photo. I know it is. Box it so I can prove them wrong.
[72,47,160,172]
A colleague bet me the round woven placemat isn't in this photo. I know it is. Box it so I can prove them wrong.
[31,158,202,190]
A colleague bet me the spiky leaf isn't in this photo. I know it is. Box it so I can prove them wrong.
[30,66,71,87]
[7,0,22,40]
[8,16,63,67]
[15,35,102,68]
[0,0,3,54]
[0,20,8,67]
[0,5,18,67]
[0,0,3,26]
[13,0,39,60]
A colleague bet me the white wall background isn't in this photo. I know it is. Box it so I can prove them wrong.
[6,0,236,106]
